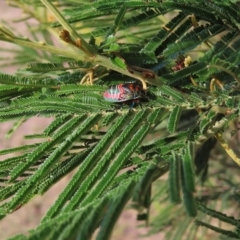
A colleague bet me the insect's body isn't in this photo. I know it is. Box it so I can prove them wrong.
[103,83,145,104]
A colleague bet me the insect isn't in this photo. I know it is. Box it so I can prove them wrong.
[103,83,146,108]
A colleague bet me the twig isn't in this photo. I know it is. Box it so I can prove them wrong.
[216,132,240,166]
[208,64,240,83]
[40,0,97,57]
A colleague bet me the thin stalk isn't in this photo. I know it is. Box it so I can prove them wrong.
[0,35,88,62]
[208,64,240,83]
[40,0,97,57]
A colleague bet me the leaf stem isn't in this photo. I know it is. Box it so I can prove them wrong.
[196,109,237,148]
[216,132,240,166]
[208,64,240,83]
[0,35,88,62]
[40,0,97,57]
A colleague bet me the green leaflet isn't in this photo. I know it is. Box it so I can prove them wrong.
[0,90,108,120]
[155,17,193,56]
[27,62,65,72]
[197,202,239,226]
[5,117,26,139]
[162,62,207,85]
[138,131,189,154]
[62,110,152,213]
[160,85,186,102]
[0,155,27,172]
[141,12,187,53]
[163,24,225,58]
[43,114,73,136]
[8,235,27,240]
[181,143,197,217]
[96,181,136,240]
[168,217,193,240]
[100,112,118,127]
[205,1,240,28]
[182,141,195,192]
[0,73,58,87]
[201,32,237,62]
[163,1,219,23]
[110,56,127,69]
[199,117,210,134]
[169,152,181,204]
[154,97,177,107]
[26,61,89,72]
[182,188,197,217]
[121,51,157,65]
[147,108,166,125]
[55,84,106,95]
[199,110,218,134]
[37,147,94,194]
[82,8,164,38]
[105,6,127,38]
[9,115,86,181]
[42,112,131,221]
[26,198,110,240]
[0,143,38,156]
[52,1,165,27]
[168,105,182,134]
[188,93,204,104]
[7,114,102,212]
[133,157,169,209]
[79,110,152,207]
[194,219,239,239]
[24,133,47,139]
[58,198,109,240]
[107,161,149,194]
[0,180,26,202]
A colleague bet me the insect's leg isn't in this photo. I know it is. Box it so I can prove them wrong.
[129,101,135,111]
[118,102,125,110]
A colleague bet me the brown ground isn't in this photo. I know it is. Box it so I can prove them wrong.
[0,2,164,239]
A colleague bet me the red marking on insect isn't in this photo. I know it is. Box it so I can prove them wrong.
[103,83,146,105]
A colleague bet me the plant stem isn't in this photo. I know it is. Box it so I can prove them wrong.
[0,35,88,62]
[195,109,237,148]
[39,0,164,88]
[0,26,163,88]
[216,132,240,166]
[40,0,97,57]
[208,64,240,83]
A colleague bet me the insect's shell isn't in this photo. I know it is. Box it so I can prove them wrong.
[103,83,145,103]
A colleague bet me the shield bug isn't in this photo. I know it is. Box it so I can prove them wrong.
[103,83,146,108]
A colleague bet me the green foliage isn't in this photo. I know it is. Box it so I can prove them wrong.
[1,0,240,239]
[169,152,181,204]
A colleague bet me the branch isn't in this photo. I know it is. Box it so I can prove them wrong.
[40,0,97,57]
